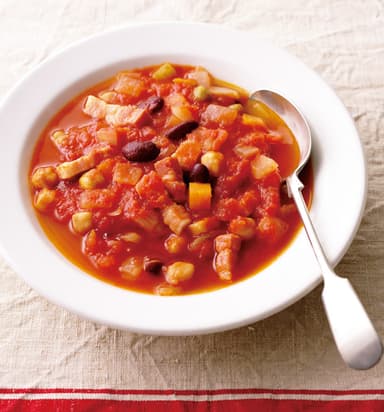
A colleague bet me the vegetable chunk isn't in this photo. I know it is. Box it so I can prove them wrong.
[201,104,238,127]
[165,262,195,285]
[162,204,191,235]
[189,183,212,211]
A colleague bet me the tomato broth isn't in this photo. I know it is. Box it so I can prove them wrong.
[30,63,312,295]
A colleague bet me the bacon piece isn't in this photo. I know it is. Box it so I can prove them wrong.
[154,156,186,202]
[56,145,111,180]
[162,203,191,235]
[105,104,149,127]
[82,95,149,127]
[214,233,241,281]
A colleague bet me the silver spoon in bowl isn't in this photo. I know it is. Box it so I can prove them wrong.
[250,90,382,370]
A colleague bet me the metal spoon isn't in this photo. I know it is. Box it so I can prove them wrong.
[250,90,382,370]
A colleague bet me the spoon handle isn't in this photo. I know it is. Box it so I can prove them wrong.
[286,173,382,370]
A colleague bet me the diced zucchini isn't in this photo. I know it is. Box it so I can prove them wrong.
[208,86,240,100]
[152,63,177,80]
[193,85,208,101]
[212,77,249,98]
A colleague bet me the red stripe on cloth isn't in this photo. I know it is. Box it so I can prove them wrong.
[1,399,384,412]
[2,388,384,395]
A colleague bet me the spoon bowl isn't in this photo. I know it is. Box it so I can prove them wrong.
[250,89,311,175]
[250,90,383,370]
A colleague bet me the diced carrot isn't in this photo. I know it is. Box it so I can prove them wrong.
[189,182,212,211]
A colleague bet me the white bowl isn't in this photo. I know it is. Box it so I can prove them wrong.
[0,22,366,335]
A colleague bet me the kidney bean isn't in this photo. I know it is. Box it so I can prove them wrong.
[138,96,164,114]
[166,121,199,141]
[122,141,160,162]
[189,163,210,183]
[144,257,163,274]
[182,170,190,184]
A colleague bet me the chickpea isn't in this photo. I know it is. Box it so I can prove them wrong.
[79,168,105,189]
[34,188,56,212]
[164,234,187,254]
[164,262,195,285]
[200,151,224,177]
[31,166,58,189]
[228,217,257,240]
[189,217,219,236]
[71,211,93,235]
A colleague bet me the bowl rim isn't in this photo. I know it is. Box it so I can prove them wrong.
[0,22,367,335]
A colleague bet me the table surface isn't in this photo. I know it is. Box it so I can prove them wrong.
[0,0,383,409]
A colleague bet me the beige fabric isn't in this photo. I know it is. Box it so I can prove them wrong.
[0,0,383,390]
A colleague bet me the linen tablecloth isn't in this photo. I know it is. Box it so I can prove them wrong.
[1,0,384,410]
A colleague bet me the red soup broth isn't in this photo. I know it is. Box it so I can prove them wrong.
[29,63,313,296]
